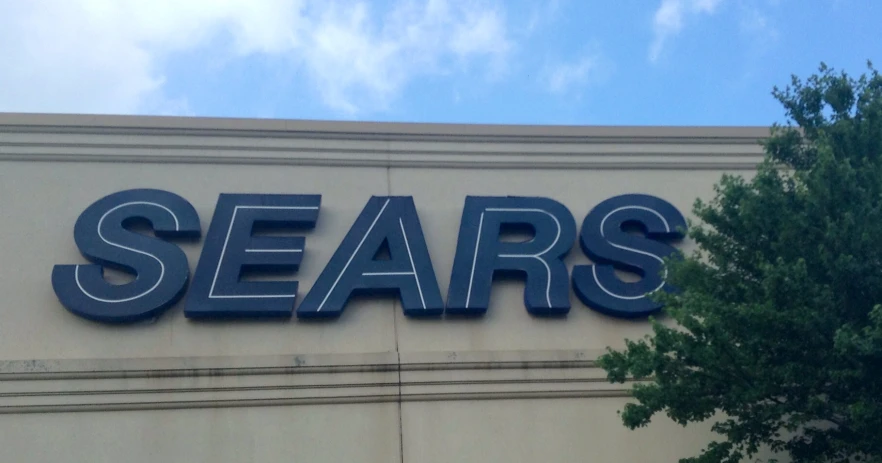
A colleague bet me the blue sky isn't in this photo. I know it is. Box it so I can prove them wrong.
[1,0,879,126]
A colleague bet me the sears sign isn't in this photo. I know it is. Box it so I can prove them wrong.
[52,189,687,324]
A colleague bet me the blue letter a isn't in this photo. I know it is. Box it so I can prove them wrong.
[297,196,443,318]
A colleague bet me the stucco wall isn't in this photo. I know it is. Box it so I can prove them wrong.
[0,114,768,462]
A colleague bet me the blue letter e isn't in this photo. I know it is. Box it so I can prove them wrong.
[51,189,201,323]
[185,194,321,319]
[446,196,576,316]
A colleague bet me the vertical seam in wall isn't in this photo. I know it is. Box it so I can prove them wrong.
[386,163,405,463]
[397,347,404,463]
[393,302,404,463]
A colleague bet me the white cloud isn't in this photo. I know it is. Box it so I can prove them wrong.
[525,0,562,34]
[738,3,779,51]
[0,0,512,115]
[649,0,723,62]
[543,53,601,95]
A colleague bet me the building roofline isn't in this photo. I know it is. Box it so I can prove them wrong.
[0,112,771,141]
[0,112,770,170]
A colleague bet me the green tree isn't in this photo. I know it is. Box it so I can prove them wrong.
[599,63,882,463]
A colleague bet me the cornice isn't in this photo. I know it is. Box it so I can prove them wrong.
[0,113,769,170]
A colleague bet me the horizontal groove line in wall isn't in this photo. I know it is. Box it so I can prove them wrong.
[0,155,761,170]
[0,377,632,398]
[0,389,633,414]
[0,126,770,144]
[0,151,764,162]
[0,360,600,381]
[0,141,764,156]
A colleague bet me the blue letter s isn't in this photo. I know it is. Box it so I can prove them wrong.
[572,194,686,318]
[51,189,201,323]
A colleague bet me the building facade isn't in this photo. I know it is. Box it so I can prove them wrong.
[0,113,768,462]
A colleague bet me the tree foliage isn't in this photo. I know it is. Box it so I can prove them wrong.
[598,63,882,463]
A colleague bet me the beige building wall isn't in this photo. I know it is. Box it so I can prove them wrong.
[0,113,768,462]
